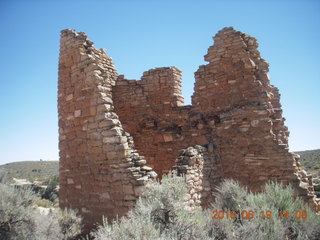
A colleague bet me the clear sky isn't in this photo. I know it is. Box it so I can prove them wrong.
[0,0,319,165]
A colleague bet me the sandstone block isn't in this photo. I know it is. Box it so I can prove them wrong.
[134,186,145,196]
[67,178,74,184]
[114,143,130,151]
[134,159,147,166]
[101,127,123,137]
[123,185,134,195]
[98,96,113,104]
[124,195,136,201]
[99,119,120,128]
[97,104,112,113]
[66,94,73,101]
[103,136,127,144]
[163,134,173,142]
[141,166,152,171]
[100,192,110,200]
[147,171,158,178]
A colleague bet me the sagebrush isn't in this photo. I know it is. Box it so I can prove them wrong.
[0,180,82,240]
[91,174,320,240]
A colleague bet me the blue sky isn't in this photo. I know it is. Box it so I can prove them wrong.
[0,0,319,165]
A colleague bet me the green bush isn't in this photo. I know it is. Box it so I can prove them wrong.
[33,208,82,240]
[91,174,210,240]
[56,208,83,239]
[90,175,320,240]
[211,179,320,240]
[41,175,59,202]
[0,183,38,239]
[0,182,82,240]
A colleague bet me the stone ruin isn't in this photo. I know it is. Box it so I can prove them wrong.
[58,27,319,229]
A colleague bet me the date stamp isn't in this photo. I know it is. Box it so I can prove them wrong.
[212,210,308,220]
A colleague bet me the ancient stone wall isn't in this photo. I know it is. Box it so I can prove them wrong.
[191,28,316,206]
[58,30,156,230]
[174,145,218,208]
[58,27,319,230]
[113,67,208,177]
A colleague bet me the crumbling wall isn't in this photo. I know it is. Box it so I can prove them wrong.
[174,145,220,208]
[192,28,317,209]
[58,30,156,230]
[113,67,211,177]
[58,27,319,230]
[112,27,318,210]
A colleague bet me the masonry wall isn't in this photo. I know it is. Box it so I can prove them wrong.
[113,68,210,177]
[58,27,319,230]
[113,27,319,209]
[58,30,156,230]
[192,28,316,208]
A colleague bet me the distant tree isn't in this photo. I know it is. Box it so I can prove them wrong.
[42,175,59,202]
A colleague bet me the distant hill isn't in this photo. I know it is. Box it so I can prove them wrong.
[0,149,319,183]
[0,161,58,182]
[295,149,320,178]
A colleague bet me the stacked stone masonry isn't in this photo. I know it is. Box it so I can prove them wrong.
[58,27,319,229]
[58,30,157,230]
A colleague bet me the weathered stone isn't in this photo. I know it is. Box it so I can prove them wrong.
[102,136,126,144]
[66,94,73,101]
[58,29,155,231]
[134,186,145,196]
[141,166,152,171]
[123,185,134,195]
[163,134,173,142]
[134,159,147,165]
[101,127,123,137]
[58,27,319,232]
[97,104,112,113]
[147,171,158,178]
[100,192,110,200]
[67,178,74,184]
[99,119,119,128]
[124,195,136,201]
[74,110,81,117]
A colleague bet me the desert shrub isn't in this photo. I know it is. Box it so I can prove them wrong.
[91,175,320,240]
[55,208,83,239]
[91,173,210,240]
[36,199,52,208]
[0,183,38,240]
[0,170,8,184]
[263,182,320,240]
[138,173,209,239]
[92,214,162,240]
[213,179,248,210]
[34,213,61,240]
[0,182,82,240]
[42,175,59,202]
[213,179,248,222]
[34,208,82,240]
[210,180,320,240]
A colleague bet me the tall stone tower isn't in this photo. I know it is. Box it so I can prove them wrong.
[58,27,319,230]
